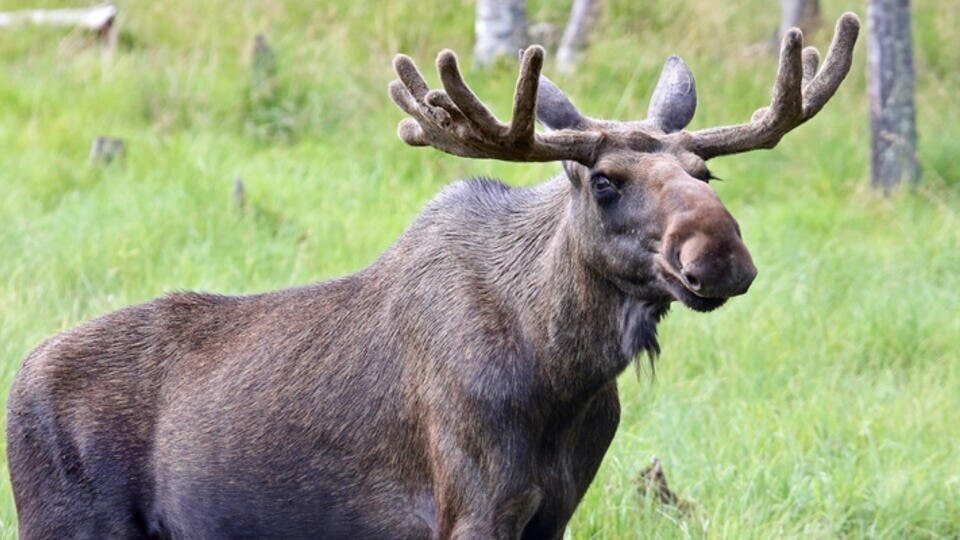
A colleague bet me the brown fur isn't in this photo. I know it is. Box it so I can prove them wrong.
[6,170,734,538]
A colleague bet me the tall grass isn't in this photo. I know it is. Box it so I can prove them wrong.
[0,0,957,537]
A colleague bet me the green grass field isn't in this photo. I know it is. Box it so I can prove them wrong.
[1,0,958,537]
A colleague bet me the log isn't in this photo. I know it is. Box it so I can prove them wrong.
[0,3,116,33]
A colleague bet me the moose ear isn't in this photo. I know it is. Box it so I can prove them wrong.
[647,55,697,133]
[536,75,588,131]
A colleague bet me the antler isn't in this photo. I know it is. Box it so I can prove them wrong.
[389,46,601,164]
[683,12,860,159]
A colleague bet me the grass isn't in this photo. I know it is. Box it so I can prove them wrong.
[1,0,958,537]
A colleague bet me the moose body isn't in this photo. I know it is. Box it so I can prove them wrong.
[7,14,859,539]
[9,178,629,538]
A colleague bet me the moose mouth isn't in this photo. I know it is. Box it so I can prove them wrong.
[657,268,728,313]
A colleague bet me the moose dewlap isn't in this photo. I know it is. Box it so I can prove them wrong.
[7,13,859,539]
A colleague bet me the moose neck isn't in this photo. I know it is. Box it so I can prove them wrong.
[477,175,667,403]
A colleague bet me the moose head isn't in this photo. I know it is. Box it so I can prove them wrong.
[390,13,859,314]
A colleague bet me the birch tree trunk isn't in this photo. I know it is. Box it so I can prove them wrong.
[779,0,820,39]
[556,0,602,73]
[474,0,527,68]
[867,0,919,191]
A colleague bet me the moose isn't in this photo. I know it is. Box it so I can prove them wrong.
[7,14,859,539]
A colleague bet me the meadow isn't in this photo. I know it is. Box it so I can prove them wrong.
[1,0,958,537]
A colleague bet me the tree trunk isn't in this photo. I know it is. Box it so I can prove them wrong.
[779,0,820,38]
[556,0,602,73]
[867,0,919,191]
[474,0,527,68]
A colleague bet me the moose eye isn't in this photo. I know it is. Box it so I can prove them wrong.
[590,175,619,203]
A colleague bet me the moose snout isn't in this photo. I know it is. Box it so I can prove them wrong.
[665,220,758,299]
[677,245,757,298]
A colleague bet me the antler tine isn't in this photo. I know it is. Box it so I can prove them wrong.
[389,46,599,164]
[508,46,544,144]
[802,12,860,117]
[436,50,506,138]
[801,46,820,89]
[769,28,804,126]
[684,12,860,160]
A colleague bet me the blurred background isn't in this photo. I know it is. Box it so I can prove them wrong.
[0,0,957,537]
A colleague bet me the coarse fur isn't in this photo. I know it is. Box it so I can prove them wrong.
[8,177,661,538]
[7,18,859,538]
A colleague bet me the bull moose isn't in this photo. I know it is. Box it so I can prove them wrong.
[7,13,859,539]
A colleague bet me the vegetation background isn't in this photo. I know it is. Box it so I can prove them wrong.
[0,0,957,537]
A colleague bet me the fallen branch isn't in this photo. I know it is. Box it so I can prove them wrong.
[0,3,115,34]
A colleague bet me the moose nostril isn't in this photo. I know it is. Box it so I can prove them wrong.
[681,269,701,291]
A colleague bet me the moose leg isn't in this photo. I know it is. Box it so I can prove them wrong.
[569,382,621,498]
[520,382,621,540]
[7,337,155,540]
[7,393,149,539]
[427,416,544,540]
[441,486,543,540]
